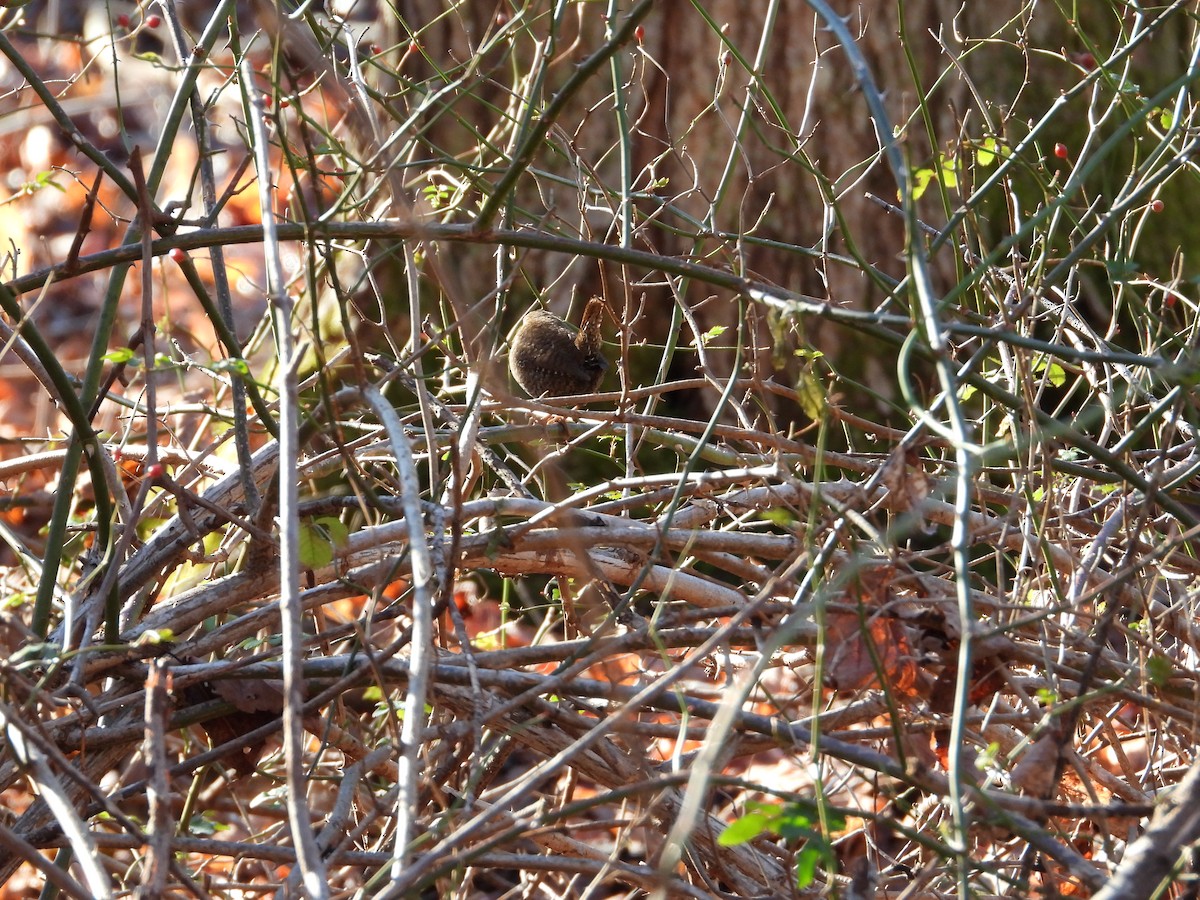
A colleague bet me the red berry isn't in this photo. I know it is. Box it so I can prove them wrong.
[1151,198,1165,213]
[1054,143,1068,159]
[146,463,164,479]
[635,24,645,43]
[117,13,130,28]
[145,14,161,28]
[169,247,185,264]
[370,44,382,56]
[1069,51,1097,71]
[496,10,509,25]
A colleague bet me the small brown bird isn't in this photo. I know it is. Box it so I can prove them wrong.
[509,298,608,398]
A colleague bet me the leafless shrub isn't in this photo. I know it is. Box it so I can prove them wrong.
[1,2,1199,897]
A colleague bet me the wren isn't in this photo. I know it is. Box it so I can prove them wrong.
[509,298,608,397]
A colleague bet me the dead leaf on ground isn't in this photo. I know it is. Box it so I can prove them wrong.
[824,568,921,696]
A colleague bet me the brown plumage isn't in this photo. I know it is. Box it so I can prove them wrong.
[509,298,608,398]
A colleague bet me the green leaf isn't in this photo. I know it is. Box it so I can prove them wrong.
[34,170,64,190]
[774,810,815,842]
[975,741,1002,770]
[795,844,822,888]
[188,814,231,836]
[976,137,997,166]
[297,525,332,569]
[1035,687,1058,704]
[1031,358,1067,387]
[1147,654,1173,687]
[759,508,796,526]
[910,153,960,199]
[911,166,936,200]
[133,628,174,646]
[212,357,251,376]
[974,136,1010,165]
[778,802,845,841]
[2,592,28,610]
[794,368,825,419]
[718,809,774,846]
[297,517,348,569]
[422,182,452,209]
[1105,259,1140,282]
[940,157,958,189]
[315,516,349,548]
[102,347,136,364]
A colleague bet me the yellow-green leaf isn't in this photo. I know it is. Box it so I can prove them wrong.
[1147,655,1172,687]
[795,368,825,419]
[297,518,347,569]
[911,167,935,200]
[719,810,774,846]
